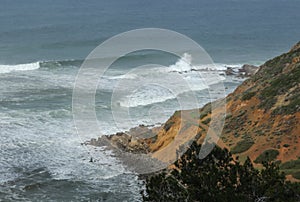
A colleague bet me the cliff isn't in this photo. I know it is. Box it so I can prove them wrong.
[149,41,300,179]
[90,41,300,179]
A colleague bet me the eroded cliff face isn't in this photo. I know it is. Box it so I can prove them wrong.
[143,41,300,179]
[222,42,300,163]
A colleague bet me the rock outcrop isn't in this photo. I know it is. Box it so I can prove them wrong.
[239,64,259,76]
[225,64,259,77]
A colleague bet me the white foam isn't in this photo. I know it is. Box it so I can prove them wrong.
[167,53,194,72]
[106,73,138,80]
[0,62,40,74]
[118,76,224,108]
[116,53,228,108]
[119,85,176,107]
[166,52,242,72]
[193,63,241,71]
[97,53,241,94]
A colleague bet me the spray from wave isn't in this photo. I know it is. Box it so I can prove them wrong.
[167,53,243,73]
[115,53,227,108]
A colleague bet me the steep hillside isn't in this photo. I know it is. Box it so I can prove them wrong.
[148,41,300,179]
[222,42,300,177]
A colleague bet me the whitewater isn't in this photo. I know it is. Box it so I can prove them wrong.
[0,53,245,200]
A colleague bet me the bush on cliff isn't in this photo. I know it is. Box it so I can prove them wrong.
[142,142,300,202]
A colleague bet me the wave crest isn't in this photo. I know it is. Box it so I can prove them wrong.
[0,62,40,74]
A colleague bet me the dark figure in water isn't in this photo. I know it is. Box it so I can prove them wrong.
[89,157,93,162]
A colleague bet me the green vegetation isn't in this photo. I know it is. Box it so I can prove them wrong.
[280,159,300,170]
[263,54,288,77]
[200,103,211,119]
[234,133,240,138]
[254,149,279,164]
[200,112,208,119]
[272,96,300,115]
[143,142,300,201]
[202,117,211,125]
[142,44,300,201]
[225,113,232,120]
[241,91,256,101]
[231,138,254,154]
[292,172,300,180]
[278,159,300,180]
[237,110,247,118]
[255,43,300,111]
[259,63,300,111]
[261,44,300,79]
[173,110,181,117]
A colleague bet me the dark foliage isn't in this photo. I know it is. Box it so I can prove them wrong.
[241,91,256,101]
[230,138,254,154]
[142,142,300,202]
[164,121,175,132]
[254,149,279,164]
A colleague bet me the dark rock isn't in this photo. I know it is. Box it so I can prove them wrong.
[225,67,237,76]
[240,64,259,77]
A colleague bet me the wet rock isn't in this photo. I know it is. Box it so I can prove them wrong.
[225,67,237,76]
[240,64,259,76]
[225,65,259,77]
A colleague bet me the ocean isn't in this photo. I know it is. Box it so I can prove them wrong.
[0,0,300,201]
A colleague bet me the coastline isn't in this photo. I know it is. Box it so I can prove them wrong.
[88,42,300,182]
[86,67,256,174]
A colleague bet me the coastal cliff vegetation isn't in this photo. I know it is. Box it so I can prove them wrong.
[141,42,300,201]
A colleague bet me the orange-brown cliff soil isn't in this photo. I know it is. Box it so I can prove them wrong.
[146,41,300,179]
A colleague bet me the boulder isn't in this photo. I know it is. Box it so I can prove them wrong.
[240,64,259,76]
[225,67,237,76]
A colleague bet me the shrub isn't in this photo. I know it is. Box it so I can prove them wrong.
[292,171,300,180]
[173,110,181,117]
[231,138,254,154]
[254,149,279,164]
[200,112,208,119]
[225,113,232,119]
[143,142,300,201]
[259,64,300,111]
[272,96,300,115]
[200,103,211,119]
[241,91,256,101]
[234,133,240,138]
[202,117,211,125]
[280,159,300,170]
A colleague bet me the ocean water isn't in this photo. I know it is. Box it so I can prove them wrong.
[1,0,300,201]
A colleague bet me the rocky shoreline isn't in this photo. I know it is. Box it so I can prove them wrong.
[225,64,259,77]
[85,63,260,174]
[87,63,258,152]
[85,124,172,174]
[86,124,160,154]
